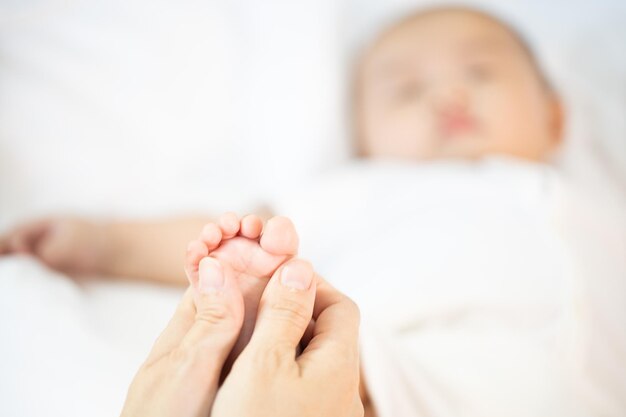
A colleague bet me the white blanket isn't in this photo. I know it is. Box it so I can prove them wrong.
[0,159,624,416]
[0,260,185,417]
[274,158,626,417]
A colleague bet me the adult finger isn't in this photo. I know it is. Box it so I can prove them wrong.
[297,275,360,368]
[143,286,197,366]
[132,258,244,417]
[178,257,244,361]
[175,257,245,409]
[184,239,209,286]
[246,258,316,356]
[351,394,366,417]
[145,257,244,372]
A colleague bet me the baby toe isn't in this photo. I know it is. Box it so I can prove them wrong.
[259,216,299,256]
[200,223,223,250]
[218,212,240,239]
[240,214,263,239]
[185,239,209,285]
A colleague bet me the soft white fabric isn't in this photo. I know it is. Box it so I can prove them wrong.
[274,158,626,417]
[0,0,344,230]
[1,0,624,233]
[0,257,185,417]
[0,159,624,416]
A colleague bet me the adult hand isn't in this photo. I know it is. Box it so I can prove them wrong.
[119,257,363,417]
[212,258,363,417]
[120,256,245,417]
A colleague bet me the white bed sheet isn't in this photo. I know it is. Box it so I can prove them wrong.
[0,258,184,417]
[1,159,623,417]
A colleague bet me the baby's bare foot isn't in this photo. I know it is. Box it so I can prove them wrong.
[184,213,299,378]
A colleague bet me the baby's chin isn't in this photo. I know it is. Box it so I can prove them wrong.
[433,140,548,162]
[433,134,490,160]
[362,133,496,161]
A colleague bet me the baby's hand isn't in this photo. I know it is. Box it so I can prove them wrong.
[0,217,107,274]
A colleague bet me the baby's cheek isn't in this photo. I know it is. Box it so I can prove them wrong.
[383,108,438,159]
[475,92,526,147]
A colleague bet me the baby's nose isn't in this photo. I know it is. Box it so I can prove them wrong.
[429,83,470,115]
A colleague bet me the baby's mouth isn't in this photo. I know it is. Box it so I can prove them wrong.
[439,113,478,139]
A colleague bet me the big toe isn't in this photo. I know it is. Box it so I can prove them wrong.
[260,216,299,256]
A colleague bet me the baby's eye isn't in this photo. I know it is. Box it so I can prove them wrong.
[392,81,424,103]
[466,63,494,82]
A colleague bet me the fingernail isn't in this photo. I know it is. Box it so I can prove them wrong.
[280,260,313,290]
[199,258,224,293]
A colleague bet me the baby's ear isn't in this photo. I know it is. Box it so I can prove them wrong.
[547,93,565,148]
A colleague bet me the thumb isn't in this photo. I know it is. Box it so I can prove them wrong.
[246,258,316,356]
[131,258,245,417]
[179,257,245,364]
[174,257,245,415]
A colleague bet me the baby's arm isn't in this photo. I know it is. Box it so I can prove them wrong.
[0,209,272,286]
[101,216,216,285]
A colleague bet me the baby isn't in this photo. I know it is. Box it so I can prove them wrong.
[0,6,563,281]
[0,6,565,416]
[354,6,562,161]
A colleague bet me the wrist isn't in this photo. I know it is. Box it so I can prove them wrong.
[92,221,116,275]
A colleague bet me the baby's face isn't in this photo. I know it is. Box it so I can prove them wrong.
[355,9,563,161]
